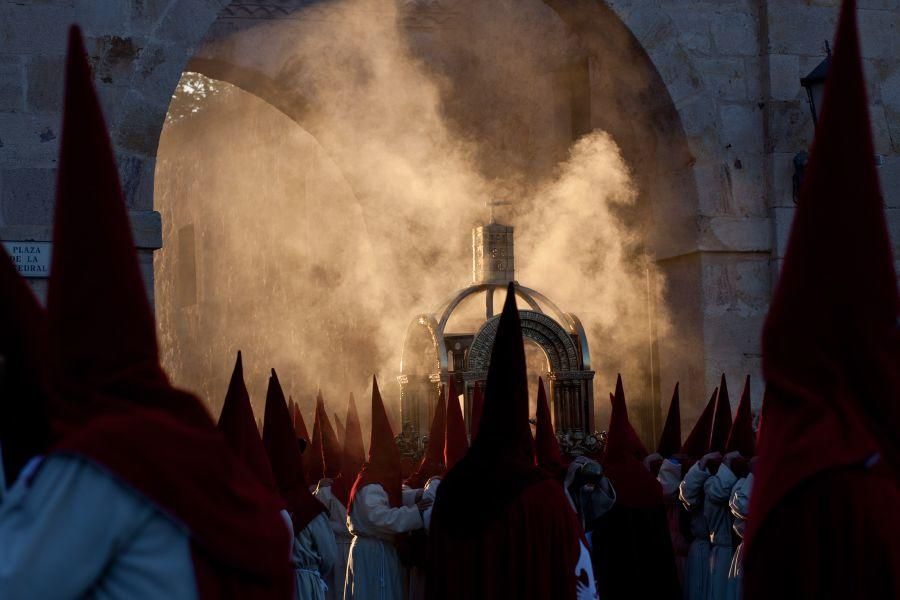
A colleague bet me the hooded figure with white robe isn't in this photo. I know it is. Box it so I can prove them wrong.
[678,388,718,600]
[217,351,303,583]
[404,389,447,600]
[726,471,752,600]
[0,28,293,599]
[263,371,338,600]
[655,382,689,584]
[344,376,427,600]
[311,394,352,600]
[703,375,737,600]
[717,376,755,600]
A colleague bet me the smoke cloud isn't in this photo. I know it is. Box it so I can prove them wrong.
[154,0,669,439]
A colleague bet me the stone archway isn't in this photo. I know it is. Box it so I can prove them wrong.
[465,310,594,435]
[150,0,731,429]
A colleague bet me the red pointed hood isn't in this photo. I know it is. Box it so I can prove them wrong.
[470,382,484,440]
[444,378,469,469]
[406,392,447,488]
[316,393,343,479]
[341,392,367,487]
[333,412,345,448]
[476,286,534,464]
[262,369,325,532]
[306,399,324,484]
[534,377,565,481]
[725,376,755,458]
[657,383,682,458]
[45,29,293,596]
[217,352,278,494]
[0,246,54,483]
[288,400,297,433]
[291,396,310,442]
[316,393,349,504]
[746,0,899,557]
[46,32,165,399]
[349,376,403,508]
[680,388,717,459]
[709,374,733,453]
[433,283,549,531]
[602,376,662,508]
[604,374,649,461]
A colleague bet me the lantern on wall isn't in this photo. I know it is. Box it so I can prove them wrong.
[800,41,832,126]
[794,42,832,202]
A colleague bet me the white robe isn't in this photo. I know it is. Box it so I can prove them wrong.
[0,454,197,599]
[343,483,423,600]
[679,463,712,600]
[314,483,352,600]
[703,464,738,600]
[726,474,753,600]
[658,459,682,499]
[294,512,339,600]
[408,477,441,600]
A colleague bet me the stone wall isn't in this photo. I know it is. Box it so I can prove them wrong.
[604,0,899,416]
[0,0,229,301]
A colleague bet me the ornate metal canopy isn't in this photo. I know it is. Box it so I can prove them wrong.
[397,218,600,459]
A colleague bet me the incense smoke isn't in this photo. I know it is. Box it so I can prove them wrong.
[154,0,670,438]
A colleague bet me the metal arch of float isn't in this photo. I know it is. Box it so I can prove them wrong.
[566,312,592,372]
[435,282,575,336]
[399,312,449,375]
[465,310,582,374]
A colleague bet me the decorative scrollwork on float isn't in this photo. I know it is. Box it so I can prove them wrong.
[559,430,607,458]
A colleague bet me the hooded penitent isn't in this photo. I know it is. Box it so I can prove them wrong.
[427,283,584,600]
[534,377,566,482]
[0,246,53,485]
[217,351,279,494]
[592,376,679,599]
[262,369,326,534]
[657,382,682,458]
[680,388,718,462]
[348,376,403,509]
[469,382,484,440]
[443,378,469,470]
[316,393,348,504]
[724,376,754,459]
[45,27,292,598]
[709,374,733,453]
[601,375,654,505]
[405,392,446,489]
[745,2,900,597]
[341,392,366,489]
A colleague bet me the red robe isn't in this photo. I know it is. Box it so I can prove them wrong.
[594,376,679,599]
[428,478,582,599]
[745,2,900,597]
